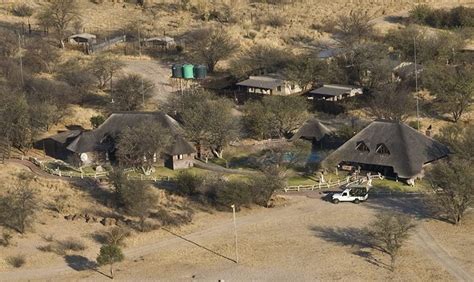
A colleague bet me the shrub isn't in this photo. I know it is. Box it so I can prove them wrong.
[59,238,87,252]
[6,255,26,268]
[261,14,287,27]
[175,171,204,196]
[11,4,33,17]
[90,115,106,129]
[0,232,13,247]
[214,180,253,210]
[104,227,131,247]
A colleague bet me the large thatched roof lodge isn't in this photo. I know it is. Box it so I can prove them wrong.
[327,120,450,181]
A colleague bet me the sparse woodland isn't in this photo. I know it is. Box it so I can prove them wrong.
[0,0,472,279]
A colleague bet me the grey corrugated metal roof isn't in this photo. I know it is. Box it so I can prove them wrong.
[236,76,283,89]
[310,86,351,96]
[327,120,450,178]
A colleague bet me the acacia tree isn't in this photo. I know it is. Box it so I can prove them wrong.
[284,55,327,91]
[166,90,238,158]
[115,180,158,231]
[230,45,290,79]
[368,83,414,122]
[0,89,34,152]
[424,63,473,122]
[37,0,79,48]
[111,74,154,111]
[90,55,124,90]
[0,174,39,234]
[243,96,309,139]
[435,123,474,161]
[334,11,374,46]
[333,42,393,89]
[427,158,473,225]
[368,212,416,271]
[116,122,171,175]
[188,28,239,73]
[97,244,124,279]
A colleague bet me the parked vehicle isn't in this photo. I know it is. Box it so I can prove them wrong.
[332,185,369,204]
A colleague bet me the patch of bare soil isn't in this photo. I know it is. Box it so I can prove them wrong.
[6,195,472,281]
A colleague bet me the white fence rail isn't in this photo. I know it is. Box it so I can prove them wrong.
[283,174,384,192]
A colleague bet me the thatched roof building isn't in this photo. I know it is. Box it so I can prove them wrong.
[39,112,196,170]
[290,118,334,142]
[327,120,450,179]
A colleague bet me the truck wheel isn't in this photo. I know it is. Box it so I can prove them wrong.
[333,199,339,204]
[354,199,360,204]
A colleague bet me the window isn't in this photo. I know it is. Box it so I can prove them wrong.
[376,143,390,155]
[291,84,295,90]
[356,141,370,152]
[277,86,282,91]
[178,154,183,160]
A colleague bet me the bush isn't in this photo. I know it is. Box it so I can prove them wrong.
[90,115,105,129]
[6,255,26,268]
[261,14,287,27]
[104,227,131,247]
[175,171,204,196]
[59,237,87,252]
[0,231,12,247]
[11,4,33,17]
[215,180,253,210]
[409,5,474,28]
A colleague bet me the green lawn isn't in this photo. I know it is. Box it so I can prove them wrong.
[371,178,431,192]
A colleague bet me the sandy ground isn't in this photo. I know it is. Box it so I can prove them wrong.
[121,57,175,107]
[1,173,473,281]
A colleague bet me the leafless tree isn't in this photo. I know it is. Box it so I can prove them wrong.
[37,0,79,48]
[0,173,39,234]
[368,83,415,122]
[116,122,171,175]
[188,28,239,73]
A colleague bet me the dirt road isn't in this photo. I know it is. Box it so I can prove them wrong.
[416,225,473,282]
[1,196,472,281]
[122,58,174,104]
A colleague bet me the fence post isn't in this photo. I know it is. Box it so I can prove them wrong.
[59,171,61,177]
[81,172,83,179]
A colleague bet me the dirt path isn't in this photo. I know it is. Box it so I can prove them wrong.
[415,225,474,282]
[0,197,471,281]
[4,159,62,180]
[122,59,173,104]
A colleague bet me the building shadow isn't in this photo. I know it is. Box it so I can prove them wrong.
[162,228,236,263]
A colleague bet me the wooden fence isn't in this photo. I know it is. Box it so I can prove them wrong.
[283,174,384,192]
[88,35,126,54]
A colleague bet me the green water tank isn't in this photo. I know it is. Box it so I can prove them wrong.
[182,64,194,79]
[171,64,183,78]
[193,65,207,79]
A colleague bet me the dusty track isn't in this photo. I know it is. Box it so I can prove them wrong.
[0,196,472,281]
[416,225,473,282]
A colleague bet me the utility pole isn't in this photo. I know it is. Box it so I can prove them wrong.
[137,25,141,57]
[231,204,239,264]
[18,34,24,86]
[414,37,420,131]
[142,77,145,107]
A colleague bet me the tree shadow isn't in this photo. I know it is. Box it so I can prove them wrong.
[311,226,391,270]
[364,196,434,220]
[64,255,111,279]
[162,228,236,264]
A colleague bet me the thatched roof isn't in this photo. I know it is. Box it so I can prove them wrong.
[65,112,195,155]
[291,118,334,141]
[328,120,450,178]
[46,130,82,144]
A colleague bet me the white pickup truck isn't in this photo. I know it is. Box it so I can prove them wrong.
[332,186,369,204]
